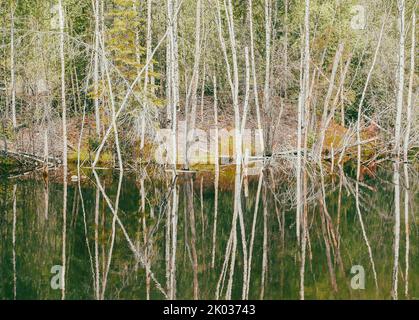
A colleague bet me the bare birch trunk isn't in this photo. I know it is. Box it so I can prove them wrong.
[297,0,310,245]
[10,4,16,128]
[184,0,202,170]
[144,0,153,90]
[247,0,264,153]
[139,0,153,150]
[283,0,289,100]
[263,0,272,155]
[167,0,179,171]
[58,0,67,300]
[298,0,310,300]
[224,0,241,167]
[315,43,344,160]
[218,0,245,300]
[93,0,101,137]
[166,1,179,299]
[392,0,405,300]
[58,0,67,173]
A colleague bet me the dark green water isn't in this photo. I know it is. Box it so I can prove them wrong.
[0,167,418,300]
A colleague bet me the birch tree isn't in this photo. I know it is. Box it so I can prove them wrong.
[184,0,202,170]
[296,0,310,245]
[248,0,264,153]
[92,0,101,137]
[58,0,67,300]
[166,0,180,300]
[10,1,16,128]
[142,0,153,149]
[392,0,406,300]
[354,14,388,293]
[263,0,272,155]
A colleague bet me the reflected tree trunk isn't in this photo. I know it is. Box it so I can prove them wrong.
[12,184,17,300]
[246,172,263,299]
[263,0,272,155]
[354,13,387,294]
[44,177,49,220]
[296,0,310,245]
[93,170,167,298]
[392,0,405,300]
[101,172,123,299]
[260,179,268,299]
[94,186,101,299]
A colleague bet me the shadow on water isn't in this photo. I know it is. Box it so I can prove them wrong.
[0,165,418,300]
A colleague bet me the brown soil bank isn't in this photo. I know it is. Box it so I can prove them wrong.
[1,96,394,175]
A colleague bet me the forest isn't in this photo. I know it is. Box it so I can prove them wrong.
[0,0,418,301]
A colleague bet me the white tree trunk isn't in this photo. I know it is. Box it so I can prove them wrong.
[392,0,405,300]
[10,5,17,128]
[93,0,101,137]
[58,0,67,300]
[184,0,202,169]
[315,43,344,160]
[298,0,310,300]
[283,0,289,100]
[144,0,153,91]
[248,0,264,153]
[263,0,272,154]
[297,0,310,245]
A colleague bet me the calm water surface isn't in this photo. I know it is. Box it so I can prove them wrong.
[0,166,418,299]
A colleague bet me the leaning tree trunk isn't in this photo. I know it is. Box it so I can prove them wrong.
[297,0,310,245]
[184,0,202,170]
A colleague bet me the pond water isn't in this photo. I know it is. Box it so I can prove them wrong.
[0,166,418,300]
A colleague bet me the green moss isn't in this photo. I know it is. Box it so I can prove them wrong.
[68,149,114,166]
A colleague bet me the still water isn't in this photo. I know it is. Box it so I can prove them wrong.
[0,166,417,300]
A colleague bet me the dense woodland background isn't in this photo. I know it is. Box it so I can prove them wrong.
[0,0,417,168]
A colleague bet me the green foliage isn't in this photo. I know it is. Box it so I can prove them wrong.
[108,0,144,83]
[0,154,21,175]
